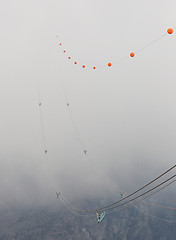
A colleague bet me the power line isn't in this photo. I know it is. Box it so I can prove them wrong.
[101,174,176,212]
[58,166,176,213]
[95,165,176,211]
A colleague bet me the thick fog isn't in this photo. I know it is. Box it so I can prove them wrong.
[0,0,176,208]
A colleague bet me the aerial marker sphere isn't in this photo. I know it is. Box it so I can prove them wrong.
[68,57,71,59]
[59,43,62,45]
[82,65,85,68]
[74,62,77,64]
[130,52,135,57]
[63,50,66,53]
[108,63,112,67]
[93,67,96,69]
[167,28,173,34]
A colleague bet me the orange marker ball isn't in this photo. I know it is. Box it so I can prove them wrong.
[93,67,96,69]
[130,52,135,57]
[63,50,66,53]
[74,62,77,64]
[108,63,112,67]
[68,57,71,59]
[167,28,173,34]
[82,65,85,68]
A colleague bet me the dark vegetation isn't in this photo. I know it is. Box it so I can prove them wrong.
[0,198,176,240]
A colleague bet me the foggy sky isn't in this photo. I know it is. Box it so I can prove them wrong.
[0,0,176,208]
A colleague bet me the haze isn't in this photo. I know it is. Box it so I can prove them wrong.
[0,0,176,208]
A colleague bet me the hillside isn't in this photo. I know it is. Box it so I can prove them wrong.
[1,199,176,240]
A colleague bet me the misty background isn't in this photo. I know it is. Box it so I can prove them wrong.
[0,0,176,210]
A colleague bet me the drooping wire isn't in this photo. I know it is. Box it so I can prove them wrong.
[59,194,94,217]
[37,84,60,195]
[135,32,167,54]
[58,66,98,173]
[38,88,47,154]
[59,192,88,213]
[59,175,176,223]
[146,201,176,210]
[100,174,176,212]
[59,75,88,156]
[133,205,176,224]
[132,178,176,223]
[57,165,176,213]
[95,165,176,212]
[57,28,174,70]
[105,178,176,216]
[67,105,87,154]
